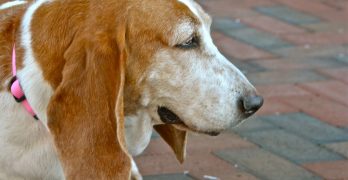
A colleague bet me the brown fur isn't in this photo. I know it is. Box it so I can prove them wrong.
[1,0,132,179]
[44,1,132,179]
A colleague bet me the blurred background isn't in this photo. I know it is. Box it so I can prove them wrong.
[135,0,348,179]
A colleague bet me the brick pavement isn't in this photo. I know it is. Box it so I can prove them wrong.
[136,0,348,179]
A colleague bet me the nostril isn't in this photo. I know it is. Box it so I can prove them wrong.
[241,95,264,115]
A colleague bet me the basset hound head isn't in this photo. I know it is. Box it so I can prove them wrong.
[123,0,262,162]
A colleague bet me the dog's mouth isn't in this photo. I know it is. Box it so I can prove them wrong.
[157,106,221,136]
[157,106,183,124]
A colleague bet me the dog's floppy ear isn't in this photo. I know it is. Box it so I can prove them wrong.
[47,20,131,178]
[154,125,187,163]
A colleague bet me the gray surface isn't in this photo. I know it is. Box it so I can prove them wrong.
[263,113,348,143]
[256,5,321,25]
[240,129,344,163]
[224,28,293,50]
[215,148,320,180]
[231,116,276,133]
[212,17,247,32]
[325,142,348,158]
[144,173,194,180]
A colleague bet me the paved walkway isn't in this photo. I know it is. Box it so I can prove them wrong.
[135,0,348,179]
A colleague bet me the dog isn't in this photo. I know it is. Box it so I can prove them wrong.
[0,0,263,179]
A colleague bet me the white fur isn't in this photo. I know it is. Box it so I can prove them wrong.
[0,0,27,10]
[0,92,61,179]
[19,0,54,128]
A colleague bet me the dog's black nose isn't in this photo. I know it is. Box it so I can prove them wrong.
[240,95,263,116]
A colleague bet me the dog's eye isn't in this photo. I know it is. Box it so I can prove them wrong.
[176,35,199,49]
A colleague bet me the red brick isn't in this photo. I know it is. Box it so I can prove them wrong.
[273,0,346,22]
[186,133,255,152]
[222,8,261,19]
[321,0,348,10]
[140,138,174,156]
[241,15,305,35]
[332,16,347,25]
[212,32,274,60]
[185,152,258,180]
[256,84,312,99]
[302,22,348,33]
[328,14,348,23]
[255,84,308,115]
[202,0,274,17]
[298,80,348,107]
[135,153,185,176]
[282,95,348,127]
[283,32,348,45]
[254,84,310,115]
[252,57,346,71]
[201,3,257,18]
[341,2,348,10]
[316,9,348,23]
[318,68,348,84]
[303,160,348,179]
[273,44,346,58]
[256,98,298,116]
[135,152,258,179]
[274,0,335,13]
[228,0,274,8]
[216,148,318,179]
[247,70,327,85]
[251,59,309,71]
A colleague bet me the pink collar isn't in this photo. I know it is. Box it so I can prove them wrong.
[10,45,38,120]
